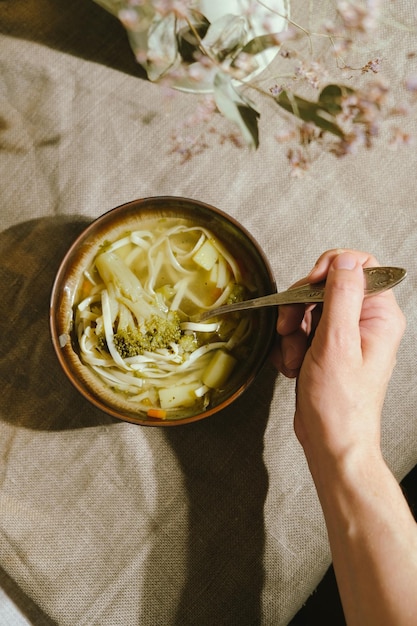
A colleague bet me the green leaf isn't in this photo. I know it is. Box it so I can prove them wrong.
[319,84,354,114]
[213,72,260,148]
[230,33,281,74]
[177,12,210,64]
[275,90,346,138]
[147,13,178,81]
[202,14,247,61]
[237,33,281,56]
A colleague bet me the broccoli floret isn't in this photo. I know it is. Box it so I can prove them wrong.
[92,249,186,359]
[144,312,181,350]
[96,332,108,353]
[178,333,199,354]
[226,283,247,305]
[112,312,182,358]
[112,328,148,358]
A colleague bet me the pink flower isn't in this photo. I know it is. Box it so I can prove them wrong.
[361,57,382,74]
[337,0,380,34]
[405,74,417,93]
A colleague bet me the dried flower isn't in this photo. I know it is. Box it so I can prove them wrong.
[153,0,190,18]
[118,8,140,29]
[95,0,415,174]
[405,74,417,93]
[287,147,310,177]
[275,122,298,143]
[295,60,329,89]
[389,127,413,149]
[270,84,284,97]
[337,0,380,35]
[299,122,321,145]
[361,57,382,74]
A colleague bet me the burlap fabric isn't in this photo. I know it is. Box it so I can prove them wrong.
[0,1,417,624]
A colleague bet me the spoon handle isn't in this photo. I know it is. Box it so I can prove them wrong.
[199,266,406,320]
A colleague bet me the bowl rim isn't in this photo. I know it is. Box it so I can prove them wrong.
[49,196,277,426]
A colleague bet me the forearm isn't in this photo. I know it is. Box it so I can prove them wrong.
[307,447,417,626]
[276,249,410,620]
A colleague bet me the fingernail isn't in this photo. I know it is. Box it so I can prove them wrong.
[332,251,357,270]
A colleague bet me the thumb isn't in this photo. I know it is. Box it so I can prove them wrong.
[315,252,365,356]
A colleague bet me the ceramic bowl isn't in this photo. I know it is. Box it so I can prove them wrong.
[50,196,277,426]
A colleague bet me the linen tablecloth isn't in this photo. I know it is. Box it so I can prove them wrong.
[1,1,417,624]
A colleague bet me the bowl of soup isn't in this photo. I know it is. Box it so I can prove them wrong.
[50,196,277,425]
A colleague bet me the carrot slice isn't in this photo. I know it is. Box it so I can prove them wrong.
[147,408,167,420]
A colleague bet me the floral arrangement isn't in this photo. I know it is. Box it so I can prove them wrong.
[94,0,416,174]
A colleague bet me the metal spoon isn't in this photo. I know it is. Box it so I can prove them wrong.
[198,266,407,321]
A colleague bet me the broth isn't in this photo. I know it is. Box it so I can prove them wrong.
[73,217,256,419]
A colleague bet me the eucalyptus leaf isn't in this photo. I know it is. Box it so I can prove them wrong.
[237,33,282,56]
[147,13,178,81]
[276,91,346,138]
[177,12,210,64]
[213,72,260,148]
[319,84,354,114]
[126,28,151,69]
[92,0,124,17]
[231,33,281,74]
[202,14,247,61]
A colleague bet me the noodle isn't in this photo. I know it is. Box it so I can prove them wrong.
[74,218,255,417]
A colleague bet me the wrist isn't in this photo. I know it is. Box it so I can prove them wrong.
[304,442,386,498]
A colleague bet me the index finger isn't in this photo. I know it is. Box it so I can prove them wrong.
[277,249,378,336]
[276,273,315,335]
[308,249,380,283]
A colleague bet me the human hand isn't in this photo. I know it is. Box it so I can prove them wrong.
[271,249,406,462]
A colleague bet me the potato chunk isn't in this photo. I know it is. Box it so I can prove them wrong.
[159,383,199,409]
[202,350,237,389]
[192,239,218,271]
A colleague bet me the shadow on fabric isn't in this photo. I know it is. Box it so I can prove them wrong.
[164,362,277,626]
[0,216,279,623]
[0,563,59,626]
[0,216,116,430]
[0,0,147,79]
